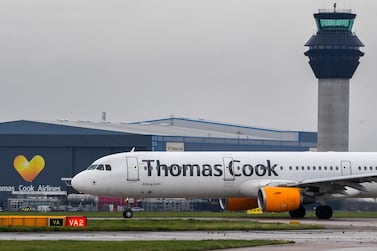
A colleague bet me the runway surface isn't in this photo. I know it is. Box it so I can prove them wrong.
[1,218,377,251]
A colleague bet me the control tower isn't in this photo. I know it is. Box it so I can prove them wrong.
[304,7,364,152]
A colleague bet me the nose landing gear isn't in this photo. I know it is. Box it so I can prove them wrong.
[122,198,133,218]
[123,208,133,218]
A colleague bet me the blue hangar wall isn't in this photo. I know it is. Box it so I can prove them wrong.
[0,120,317,204]
[0,121,151,203]
[140,118,317,151]
[152,133,316,151]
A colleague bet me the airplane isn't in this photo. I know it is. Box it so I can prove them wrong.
[71,151,377,219]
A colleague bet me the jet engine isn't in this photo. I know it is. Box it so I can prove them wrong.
[219,198,259,211]
[257,187,303,212]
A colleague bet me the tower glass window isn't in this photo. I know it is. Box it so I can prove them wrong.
[316,18,354,31]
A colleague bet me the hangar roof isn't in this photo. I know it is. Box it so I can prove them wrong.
[0,120,128,135]
[0,117,315,143]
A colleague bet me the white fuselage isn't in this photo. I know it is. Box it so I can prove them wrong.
[71,151,377,200]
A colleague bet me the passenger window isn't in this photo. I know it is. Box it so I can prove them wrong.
[96,165,104,170]
[106,164,112,171]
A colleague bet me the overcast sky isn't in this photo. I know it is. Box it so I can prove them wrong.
[0,0,376,151]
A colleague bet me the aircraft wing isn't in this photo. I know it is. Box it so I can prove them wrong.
[299,173,377,187]
[270,173,377,198]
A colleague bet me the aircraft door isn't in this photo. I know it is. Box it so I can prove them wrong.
[126,156,139,181]
[223,157,235,181]
[341,161,352,176]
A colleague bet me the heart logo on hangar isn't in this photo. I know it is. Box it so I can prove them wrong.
[13,155,45,182]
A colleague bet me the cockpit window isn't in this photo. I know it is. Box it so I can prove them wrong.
[87,164,111,171]
[87,164,97,170]
[96,164,105,170]
[105,164,112,171]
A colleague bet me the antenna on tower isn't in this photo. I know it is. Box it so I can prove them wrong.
[102,112,107,122]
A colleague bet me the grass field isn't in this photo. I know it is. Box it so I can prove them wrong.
[2,210,371,250]
[0,218,323,232]
[126,210,377,219]
[0,210,375,233]
[0,240,293,251]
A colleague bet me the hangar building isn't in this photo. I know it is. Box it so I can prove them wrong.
[0,117,316,211]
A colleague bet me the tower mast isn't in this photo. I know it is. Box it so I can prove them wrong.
[305,8,364,152]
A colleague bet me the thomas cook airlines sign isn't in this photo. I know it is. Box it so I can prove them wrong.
[0,154,63,194]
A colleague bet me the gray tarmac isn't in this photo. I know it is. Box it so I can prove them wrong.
[1,218,377,250]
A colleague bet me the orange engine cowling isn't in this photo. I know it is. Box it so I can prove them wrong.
[219,198,259,211]
[257,187,302,212]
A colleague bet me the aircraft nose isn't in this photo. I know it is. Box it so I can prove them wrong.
[71,172,86,193]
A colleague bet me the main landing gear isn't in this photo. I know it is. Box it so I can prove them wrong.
[315,205,333,219]
[289,205,333,219]
[289,206,306,218]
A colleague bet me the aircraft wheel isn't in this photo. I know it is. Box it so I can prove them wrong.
[289,206,306,218]
[315,205,333,219]
[123,209,133,218]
